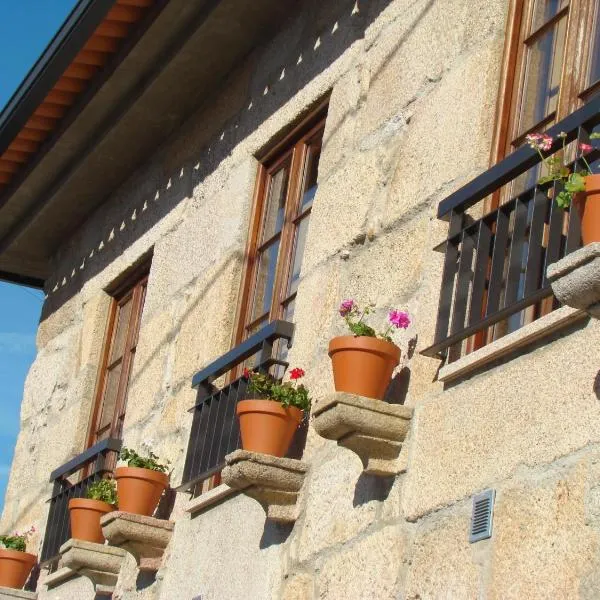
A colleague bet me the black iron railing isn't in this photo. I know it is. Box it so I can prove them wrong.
[40,437,121,565]
[179,320,296,494]
[422,96,600,360]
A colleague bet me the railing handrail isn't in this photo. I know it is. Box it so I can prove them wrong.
[191,320,295,389]
[437,94,600,218]
[49,437,122,482]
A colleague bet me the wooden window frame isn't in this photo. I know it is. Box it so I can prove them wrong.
[85,262,150,449]
[232,101,328,347]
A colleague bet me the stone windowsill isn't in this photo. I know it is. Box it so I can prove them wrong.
[438,306,586,382]
[185,483,237,515]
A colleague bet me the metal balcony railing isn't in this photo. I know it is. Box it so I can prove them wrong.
[178,320,299,495]
[422,96,600,360]
[40,437,121,565]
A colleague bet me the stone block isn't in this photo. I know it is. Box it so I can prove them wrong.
[547,243,600,317]
[312,393,413,475]
[316,525,407,600]
[488,458,598,599]
[101,512,173,571]
[404,504,480,599]
[0,587,37,599]
[57,539,126,595]
[222,450,308,522]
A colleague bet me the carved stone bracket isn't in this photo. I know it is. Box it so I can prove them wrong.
[101,512,174,572]
[222,450,308,523]
[0,587,37,599]
[548,243,600,317]
[46,539,126,596]
[312,392,413,476]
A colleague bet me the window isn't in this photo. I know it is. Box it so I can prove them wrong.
[87,266,148,447]
[496,0,600,162]
[235,107,326,345]
[458,0,600,355]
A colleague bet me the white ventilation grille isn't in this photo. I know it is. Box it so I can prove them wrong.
[469,489,495,543]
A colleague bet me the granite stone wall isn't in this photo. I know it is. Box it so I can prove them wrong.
[4,0,600,598]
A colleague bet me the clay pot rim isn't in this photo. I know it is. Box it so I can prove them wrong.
[328,335,401,360]
[0,548,37,562]
[114,466,169,486]
[68,498,115,512]
[236,399,304,422]
[584,173,600,193]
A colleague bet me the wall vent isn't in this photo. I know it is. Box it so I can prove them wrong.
[469,488,495,543]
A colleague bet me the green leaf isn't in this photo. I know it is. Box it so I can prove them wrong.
[348,321,377,338]
[589,133,600,140]
[564,172,586,193]
[86,479,118,504]
[556,190,572,208]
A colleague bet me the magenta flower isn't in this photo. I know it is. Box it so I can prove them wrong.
[388,310,410,329]
[525,133,552,152]
[579,142,593,154]
[339,299,355,317]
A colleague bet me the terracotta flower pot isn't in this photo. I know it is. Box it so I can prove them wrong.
[68,498,114,543]
[328,335,401,400]
[0,548,36,589]
[236,399,303,457]
[114,467,168,516]
[573,174,600,246]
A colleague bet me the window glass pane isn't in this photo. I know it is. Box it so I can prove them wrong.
[250,240,280,322]
[109,297,132,363]
[590,10,600,87]
[518,15,567,135]
[299,144,321,211]
[531,0,566,32]
[261,165,289,242]
[98,362,122,432]
[287,216,310,296]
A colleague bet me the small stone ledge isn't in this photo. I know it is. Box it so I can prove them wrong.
[185,483,237,515]
[56,539,126,596]
[43,567,77,589]
[101,511,174,572]
[438,305,585,382]
[312,392,413,476]
[222,450,308,523]
[0,587,37,599]
[548,243,600,317]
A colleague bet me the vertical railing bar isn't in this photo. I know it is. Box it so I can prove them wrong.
[542,181,566,286]
[524,188,550,296]
[434,210,463,343]
[198,392,220,475]
[503,195,530,307]
[468,219,492,327]
[189,388,213,480]
[486,203,510,316]
[206,385,229,470]
[449,228,476,336]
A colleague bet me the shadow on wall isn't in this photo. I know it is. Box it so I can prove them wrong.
[40,0,435,323]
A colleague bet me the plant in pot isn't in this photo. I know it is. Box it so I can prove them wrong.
[329,300,411,400]
[238,367,311,457]
[69,479,117,544]
[526,131,600,245]
[115,445,170,517]
[0,526,36,590]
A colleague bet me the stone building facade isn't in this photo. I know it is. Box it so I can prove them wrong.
[1,0,600,598]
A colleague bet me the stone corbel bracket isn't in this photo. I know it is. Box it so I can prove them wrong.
[0,587,37,600]
[48,539,126,596]
[222,450,308,523]
[101,512,174,572]
[312,392,413,476]
[548,243,600,317]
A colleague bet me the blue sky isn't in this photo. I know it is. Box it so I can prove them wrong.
[0,2,79,512]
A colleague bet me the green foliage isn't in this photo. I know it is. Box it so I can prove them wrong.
[347,321,377,338]
[86,479,118,505]
[119,447,169,473]
[590,133,600,140]
[0,535,26,552]
[246,371,311,412]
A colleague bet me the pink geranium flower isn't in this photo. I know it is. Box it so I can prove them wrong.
[388,310,411,329]
[579,142,593,153]
[339,299,355,317]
